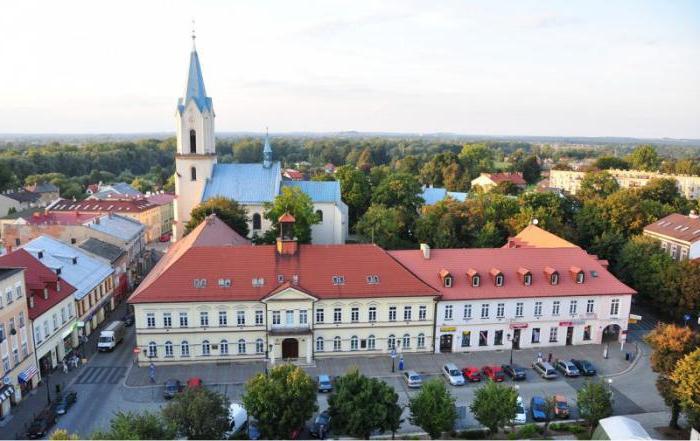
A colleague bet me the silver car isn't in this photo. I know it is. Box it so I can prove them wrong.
[403,370,423,388]
[442,363,465,386]
[532,361,558,379]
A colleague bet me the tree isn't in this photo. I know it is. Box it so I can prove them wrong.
[492,180,521,196]
[90,411,175,440]
[626,144,660,171]
[644,323,700,428]
[670,347,700,429]
[335,165,371,227]
[0,162,17,192]
[185,196,250,237]
[263,186,320,244]
[577,382,613,436]
[371,171,423,235]
[469,381,518,435]
[615,236,676,307]
[355,204,405,249]
[521,156,541,185]
[415,198,470,248]
[578,171,619,200]
[409,378,457,439]
[161,387,229,440]
[242,364,318,439]
[542,396,557,436]
[459,144,495,182]
[594,156,629,170]
[356,148,374,172]
[49,429,79,440]
[328,369,402,439]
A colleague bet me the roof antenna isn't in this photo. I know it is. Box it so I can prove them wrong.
[191,19,196,50]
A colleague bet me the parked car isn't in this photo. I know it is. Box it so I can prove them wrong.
[310,410,331,438]
[554,395,569,418]
[318,374,333,392]
[501,364,527,381]
[530,396,548,422]
[402,370,423,388]
[462,366,482,382]
[247,419,261,440]
[26,409,56,439]
[555,360,580,377]
[53,391,77,415]
[513,396,527,425]
[442,363,465,386]
[187,377,202,389]
[159,233,171,242]
[163,378,183,399]
[571,359,597,376]
[225,403,248,439]
[532,361,558,379]
[481,365,506,382]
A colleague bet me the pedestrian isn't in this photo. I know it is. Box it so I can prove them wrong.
[149,362,156,384]
[62,361,68,374]
[548,352,552,363]
[537,351,543,363]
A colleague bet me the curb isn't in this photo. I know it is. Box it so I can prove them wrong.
[601,343,644,379]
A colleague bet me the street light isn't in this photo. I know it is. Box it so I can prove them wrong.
[607,378,614,401]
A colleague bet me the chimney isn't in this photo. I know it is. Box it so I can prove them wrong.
[43,287,49,300]
[420,243,431,260]
[56,280,61,292]
[690,210,699,219]
[29,294,34,309]
[38,251,43,259]
[276,213,298,256]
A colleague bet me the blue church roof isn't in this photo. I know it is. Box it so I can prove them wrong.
[178,49,212,113]
[202,162,282,204]
[281,181,342,203]
[420,187,468,205]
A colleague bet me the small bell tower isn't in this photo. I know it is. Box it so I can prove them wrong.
[276,213,298,256]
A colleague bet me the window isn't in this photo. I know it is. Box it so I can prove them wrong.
[163,313,172,328]
[496,303,505,318]
[368,306,377,322]
[610,299,620,316]
[316,308,324,323]
[237,310,246,326]
[272,311,281,325]
[238,339,246,354]
[402,334,411,348]
[351,336,359,351]
[202,340,211,356]
[19,312,25,328]
[524,273,532,286]
[15,285,22,299]
[189,129,197,153]
[587,299,595,314]
[68,303,74,318]
[387,334,396,350]
[332,276,345,285]
[552,301,560,316]
[367,275,380,284]
[146,313,155,328]
[255,310,264,325]
[216,310,227,326]
[181,341,190,357]
[479,330,488,346]
[472,275,480,287]
[2,356,9,372]
[495,274,504,286]
[551,273,559,285]
[549,327,558,343]
[190,166,197,181]
[463,304,472,319]
[481,304,490,319]
[461,331,471,347]
[367,334,376,350]
[316,209,323,222]
[515,302,524,318]
[494,330,503,345]
[444,305,453,320]
[33,326,40,344]
[351,307,359,322]
[531,328,541,344]
[403,306,412,321]
[256,339,264,354]
[286,310,294,325]
[179,312,188,327]
[252,213,262,230]
[5,289,12,305]
[443,276,453,288]
[576,272,585,284]
[299,310,308,325]
[417,333,425,349]
[316,337,324,352]
[44,321,49,338]
[418,305,427,321]
[583,325,592,341]
[534,302,543,317]
[200,311,209,327]
[164,341,173,358]
[389,306,397,321]
[333,336,342,351]
[569,300,578,315]
[333,308,342,323]
[148,342,157,358]
[220,340,229,355]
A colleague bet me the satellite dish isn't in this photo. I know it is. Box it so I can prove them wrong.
[532,219,539,225]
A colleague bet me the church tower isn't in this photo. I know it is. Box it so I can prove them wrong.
[173,33,217,241]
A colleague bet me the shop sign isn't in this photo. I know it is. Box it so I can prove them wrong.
[509,323,528,329]
[440,326,456,332]
[76,321,85,328]
[559,321,574,327]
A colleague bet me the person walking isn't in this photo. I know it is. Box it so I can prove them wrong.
[537,352,543,363]
[547,352,552,363]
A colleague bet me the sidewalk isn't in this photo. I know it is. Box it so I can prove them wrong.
[125,341,638,388]
[0,302,128,438]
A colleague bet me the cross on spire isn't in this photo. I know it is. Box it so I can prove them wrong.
[191,19,196,49]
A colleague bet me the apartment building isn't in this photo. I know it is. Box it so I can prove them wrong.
[550,169,700,199]
[643,212,700,261]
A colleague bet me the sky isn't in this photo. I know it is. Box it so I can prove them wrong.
[1,0,699,138]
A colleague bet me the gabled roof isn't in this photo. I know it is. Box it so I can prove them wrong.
[79,238,125,264]
[177,49,212,113]
[202,162,282,204]
[48,198,158,213]
[186,214,250,247]
[146,193,176,206]
[5,191,41,203]
[504,225,579,249]
[85,214,144,242]
[0,249,76,320]
[644,213,700,244]
[25,182,59,194]
[480,172,527,186]
[389,247,635,301]
[281,181,342,203]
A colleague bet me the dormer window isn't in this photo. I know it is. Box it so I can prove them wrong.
[544,266,559,285]
[490,268,504,287]
[472,275,480,287]
[439,269,453,288]
[570,266,584,284]
[495,274,504,286]
[524,274,532,286]
[366,275,380,285]
[551,273,559,285]
[467,269,480,287]
[332,276,345,285]
[517,267,532,286]
[193,278,207,289]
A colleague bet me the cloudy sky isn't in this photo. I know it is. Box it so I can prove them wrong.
[1,0,698,137]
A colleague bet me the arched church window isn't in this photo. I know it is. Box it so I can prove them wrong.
[252,213,261,230]
[190,167,197,181]
[316,209,323,222]
[189,129,197,154]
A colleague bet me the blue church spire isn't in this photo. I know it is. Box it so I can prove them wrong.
[178,26,212,114]
[263,127,272,168]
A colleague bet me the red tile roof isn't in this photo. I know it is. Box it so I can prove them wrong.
[48,198,158,214]
[187,214,250,247]
[485,172,527,186]
[504,225,579,249]
[0,249,76,320]
[25,211,99,226]
[389,247,635,301]
[283,169,305,180]
[146,193,176,206]
[644,213,700,244]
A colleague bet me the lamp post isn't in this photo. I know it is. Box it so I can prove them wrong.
[607,378,614,401]
[45,372,51,405]
[507,332,514,365]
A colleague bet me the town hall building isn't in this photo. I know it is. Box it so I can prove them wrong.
[172,39,348,244]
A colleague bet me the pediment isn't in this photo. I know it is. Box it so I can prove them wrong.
[262,286,317,303]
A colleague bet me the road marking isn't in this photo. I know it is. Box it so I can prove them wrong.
[75,367,127,384]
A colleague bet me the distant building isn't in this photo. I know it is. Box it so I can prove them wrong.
[282,169,305,181]
[471,173,527,192]
[24,182,60,205]
[420,187,468,206]
[87,182,143,200]
[504,224,579,249]
[145,192,175,237]
[643,211,700,261]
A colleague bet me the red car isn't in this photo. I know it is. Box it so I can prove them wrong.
[462,366,482,382]
[482,365,506,382]
[159,233,171,242]
[186,377,202,389]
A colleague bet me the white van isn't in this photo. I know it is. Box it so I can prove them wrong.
[224,403,248,438]
[97,321,126,351]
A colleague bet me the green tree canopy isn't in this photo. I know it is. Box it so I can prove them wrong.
[185,196,250,237]
[335,165,371,227]
[576,382,613,436]
[408,378,457,439]
[521,156,542,184]
[263,186,320,244]
[415,198,470,248]
[578,171,620,200]
[161,387,229,440]
[670,347,700,429]
[459,144,496,183]
[469,381,518,434]
[626,144,661,171]
[90,411,175,440]
[594,156,629,170]
[355,204,406,249]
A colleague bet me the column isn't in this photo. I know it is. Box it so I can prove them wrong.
[306,338,312,364]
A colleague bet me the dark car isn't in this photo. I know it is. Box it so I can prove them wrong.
[163,378,183,399]
[571,359,597,376]
[530,396,548,422]
[123,313,135,326]
[501,364,527,381]
[26,409,56,439]
[53,391,77,415]
[318,374,333,392]
[310,410,331,438]
[482,365,506,382]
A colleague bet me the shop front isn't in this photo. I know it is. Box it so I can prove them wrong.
[17,365,39,397]
[0,383,15,419]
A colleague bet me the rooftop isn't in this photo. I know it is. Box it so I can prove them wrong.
[281,181,343,203]
[79,238,126,264]
[202,162,282,204]
[420,187,468,205]
[644,213,700,244]
[504,224,579,249]
[25,182,59,194]
[0,267,23,282]
[48,198,158,213]
[146,193,176,206]
[5,191,41,204]
[85,214,144,242]
[26,211,99,226]
[481,172,527,186]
